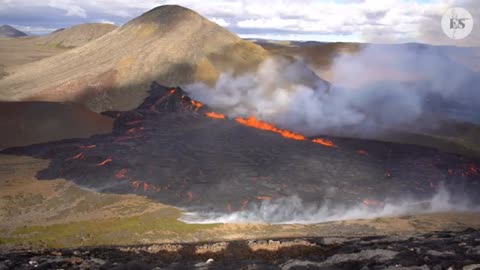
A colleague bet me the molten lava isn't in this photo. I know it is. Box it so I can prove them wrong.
[191,100,203,111]
[96,158,112,167]
[312,138,337,147]
[131,181,141,191]
[235,116,306,141]
[115,168,128,179]
[205,112,225,119]
[66,153,85,161]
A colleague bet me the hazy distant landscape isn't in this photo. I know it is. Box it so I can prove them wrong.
[0,2,480,269]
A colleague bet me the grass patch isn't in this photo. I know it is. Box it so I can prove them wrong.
[7,208,218,248]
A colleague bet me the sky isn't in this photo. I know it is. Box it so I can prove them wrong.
[0,0,477,45]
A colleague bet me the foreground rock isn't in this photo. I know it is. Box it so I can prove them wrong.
[1,228,480,269]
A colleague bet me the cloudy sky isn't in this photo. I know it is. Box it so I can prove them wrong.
[0,0,477,45]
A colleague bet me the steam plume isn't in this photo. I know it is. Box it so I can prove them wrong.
[184,45,479,136]
[181,184,478,224]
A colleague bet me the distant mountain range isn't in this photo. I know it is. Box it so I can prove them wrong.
[0,25,27,38]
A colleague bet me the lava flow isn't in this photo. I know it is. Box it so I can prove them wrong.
[312,138,337,147]
[205,112,225,119]
[235,116,306,141]
[3,83,479,215]
[96,158,112,167]
[234,116,337,147]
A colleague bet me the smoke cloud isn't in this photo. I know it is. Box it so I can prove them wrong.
[184,45,479,136]
[180,184,478,224]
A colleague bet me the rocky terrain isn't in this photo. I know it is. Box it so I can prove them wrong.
[2,83,479,215]
[2,228,480,269]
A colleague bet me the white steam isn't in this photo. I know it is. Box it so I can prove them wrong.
[184,45,479,136]
[180,184,478,224]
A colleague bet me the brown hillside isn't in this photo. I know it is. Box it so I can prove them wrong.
[36,23,117,48]
[0,5,269,112]
[0,101,113,149]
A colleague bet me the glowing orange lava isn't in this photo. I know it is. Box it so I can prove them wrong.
[205,112,225,119]
[66,153,85,161]
[191,100,203,111]
[256,195,273,201]
[170,89,176,94]
[96,158,112,167]
[312,138,337,147]
[131,181,141,191]
[115,168,128,179]
[236,116,306,141]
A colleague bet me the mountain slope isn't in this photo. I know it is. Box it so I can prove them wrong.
[0,101,113,149]
[0,25,27,38]
[36,23,117,48]
[0,5,269,112]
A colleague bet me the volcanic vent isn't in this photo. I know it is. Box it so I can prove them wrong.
[3,82,480,223]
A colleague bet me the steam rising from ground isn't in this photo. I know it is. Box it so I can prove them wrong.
[184,45,479,135]
[181,184,478,224]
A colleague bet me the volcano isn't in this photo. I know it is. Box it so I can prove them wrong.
[2,83,479,220]
[0,5,268,112]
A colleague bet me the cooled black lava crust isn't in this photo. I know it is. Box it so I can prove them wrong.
[3,82,480,212]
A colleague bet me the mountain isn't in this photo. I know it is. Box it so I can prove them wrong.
[0,25,27,38]
[0,5,269,112]
[37,23,117,48]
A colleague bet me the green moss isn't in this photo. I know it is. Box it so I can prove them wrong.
[7,208,218,248]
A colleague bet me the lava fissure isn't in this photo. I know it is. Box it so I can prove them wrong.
[1,82,479,217]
